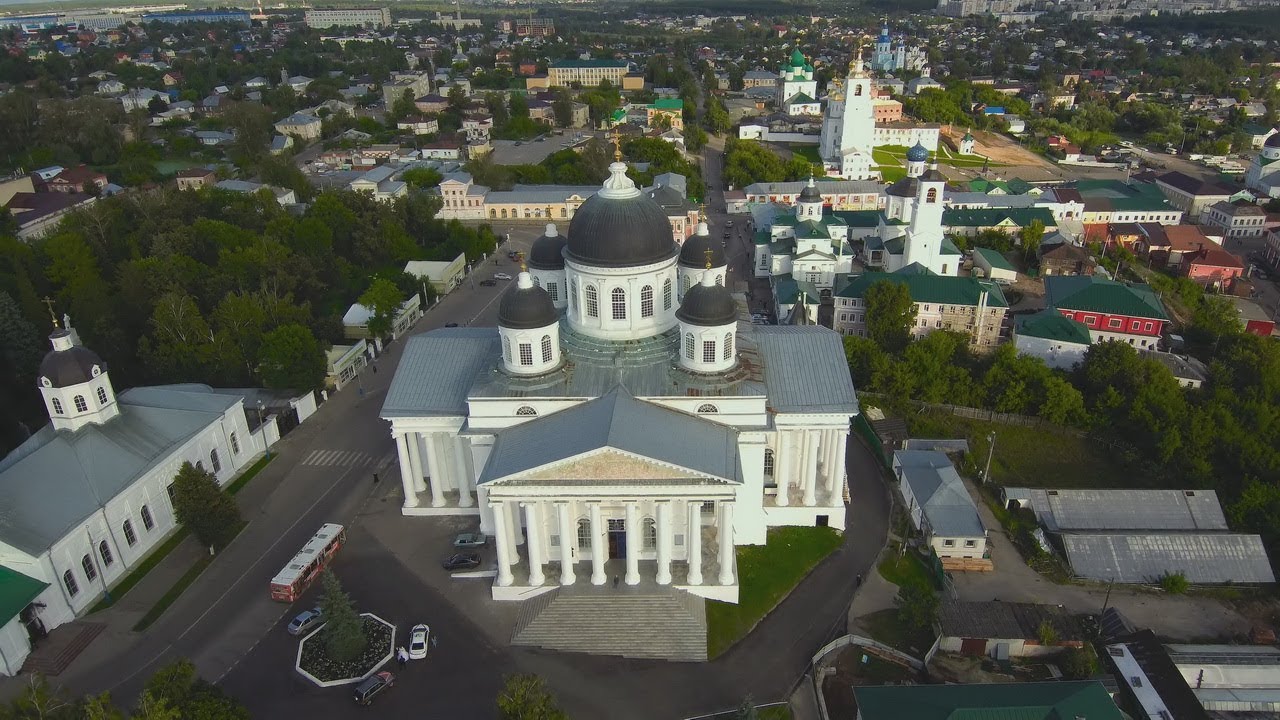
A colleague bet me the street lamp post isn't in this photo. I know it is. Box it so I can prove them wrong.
[982,431,996,483]
[257,401,270,459]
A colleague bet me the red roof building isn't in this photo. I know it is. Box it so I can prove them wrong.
[1180,246,1245,292]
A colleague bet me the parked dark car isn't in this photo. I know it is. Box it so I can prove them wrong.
[480,279,497,287]
[353,671,395,705]
[444,322,459,327]
[442,553,482,571]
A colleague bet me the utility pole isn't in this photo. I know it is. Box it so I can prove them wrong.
[982,431,996,484]
[1097,577,1116,638]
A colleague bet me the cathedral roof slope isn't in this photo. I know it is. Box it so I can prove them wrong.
[381,328,496,417]
[753,326,858,414]
[479,387,743,485]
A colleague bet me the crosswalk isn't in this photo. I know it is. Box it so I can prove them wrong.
[301,449,376,468]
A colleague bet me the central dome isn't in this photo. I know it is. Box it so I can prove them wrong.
[566,162,678,269]
[39,330,105,388]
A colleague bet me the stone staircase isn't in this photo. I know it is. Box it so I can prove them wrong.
[22,621,106,676]
[510,586,707,662]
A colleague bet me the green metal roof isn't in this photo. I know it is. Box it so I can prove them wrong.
[787,92,817,104]
[0,565,48,622]
[1044,275,1168,320]
[1016,309,1092,345]
[974,247,1016,272]
[789,48,805,66]
[550,59,628,68]
[831,210,882,228]
[650,98,683,111]
[835,271,1009,308]
[853,681,1122,720]
[1074,179,1173,212]
[943,207,1055,228]
[773,274,821,304]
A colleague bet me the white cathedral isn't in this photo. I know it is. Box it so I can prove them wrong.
[381,160,857,607]
[1245,132,1280,199]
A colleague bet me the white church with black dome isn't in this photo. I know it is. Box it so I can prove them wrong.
[381,159,859,608]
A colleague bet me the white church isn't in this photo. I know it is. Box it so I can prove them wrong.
[1245,132,1280,198]
[381,160,858,633]
[0,321,259,675]
[869,151,964,276]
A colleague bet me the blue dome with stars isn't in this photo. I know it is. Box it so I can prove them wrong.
[907,142,929,162]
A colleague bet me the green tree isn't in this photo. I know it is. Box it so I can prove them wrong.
[401,167,443,189]
[391,88,416,121]
[139,291,215,383]
[551,89,574,128]
[1160,572,1189,594]
[358,277,404,339]
[319,571,367,663]
[171,461,241,551]
[496,674,568,720]
[1037,619,1058,646]
[895,581,939,630]
[1060,645,1098,680]
[865,280,917,354]
[1019,220,1045,264]
[257,323,325,391]
[684,124,707,153]
[143,659,247,720]
[5,674,77,720]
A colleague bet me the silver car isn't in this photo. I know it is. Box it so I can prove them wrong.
[287,607,323,635]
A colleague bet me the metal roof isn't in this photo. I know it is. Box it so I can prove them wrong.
[1061,533,1275,584]
[1044,275,1169,320]
[937,600,1085,642]
[380,328,494,417]
[893,450,985,538]
[753,326,858,414]
[478,387,742,485]
[0,389,236,555]
[1018,488,1227,532]
[0,565,48,623]
[852,682,1123,720]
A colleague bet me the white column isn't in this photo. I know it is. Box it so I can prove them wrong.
[824,430,840,496]
[423,434,446,507]
[718,501,735,586]
[557,502,576,586]
[774,432,789,507]
[492,503,513,587]
[803,430,818,507]
[624,501,640,586]
[453,437,474,507]
[523,502,545,586]
[836,433,848,494]
[405,433,426,494]
[589,503,606,585]
[687,501,702,586]
[395,433,419,508]
[655,501,672,585]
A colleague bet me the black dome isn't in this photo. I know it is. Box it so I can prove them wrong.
[676,278,737,326]
[39,333,105,388]
[499,278,559,330]
[679,230,726,268]
[529,224,568,270]
[1266,133,1280,148]
[886,177,918,198]
[566,166,678,268]
[798,180,822,203]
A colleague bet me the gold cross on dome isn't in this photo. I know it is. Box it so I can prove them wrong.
[611,127,622,162]
[704,248,713,270]
[42,296,59,329]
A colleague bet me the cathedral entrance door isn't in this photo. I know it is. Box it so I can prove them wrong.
[607,518,626,559]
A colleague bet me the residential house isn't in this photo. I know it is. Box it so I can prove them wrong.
[1141,350,1208,389]
[1154,171,1235,220]
[1014,310,1092,370]
[273,113,322,141]
[972,247,1017,283]
[194,130,235,147]
[284,75,313,94]
[1201,200,1267,239]
[1180,246,1244,291]
[463,115,493,143]
[937,600,1086,658]
[95,78,125,95]
[214,180,295,206]
[5,192,95,239]
[421,142,462,161]
[380,72,432,109]
[325,341,369,391]
[413,94,449,114]
[397,116,440,136]
[269,135,293,155]
[1043,275,1168,349]
[404,254,467,294]
[1151,224,1213,269]
[341,294,422,346]
[893,450,987,562]
[41,166,108,194]
[348,165,407,203]
[854,682,1122,720]
[120,88,166,112]
[436,172,489,220]
[834,271,1010,350]
[1039,240,1093,276]
[174,167,216,190]
[646,98,684,131]
[1226,296,1276,337]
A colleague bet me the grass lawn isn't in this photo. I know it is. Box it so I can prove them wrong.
[876,166,906,182]
[877,548,936,590]
[906,411,1132,489]
[152,159,199,176]
[788,144,823,164]
[859,608,936,658]
[227,454,273,495]
[705,526,843,659]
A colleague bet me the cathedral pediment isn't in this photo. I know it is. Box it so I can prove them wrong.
[493,448,731,486]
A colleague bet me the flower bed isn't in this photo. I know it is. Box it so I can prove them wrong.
[296,613,395,687]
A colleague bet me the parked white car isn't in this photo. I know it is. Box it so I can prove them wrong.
[408,623,430,659]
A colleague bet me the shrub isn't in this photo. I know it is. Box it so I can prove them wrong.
[1160,572,1190,594]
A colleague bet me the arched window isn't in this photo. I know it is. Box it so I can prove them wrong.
[97,386,108,405]
[577,518,591,550]
[697,403,719,414]
[516,405,537,416]
[519,343,533,366]
[141,505,154,531]
[640,285,654,318]
[569,279,577,312]
[230,432,240,455]
[81,554,96,582]
[489,209,497,218]
[210,449,221,474]
[642,518,657,550]
[502,335,512,363]
[585,285,598,317]
[854,83,863,96]
[99,540,113,567]
[926,188,938,203]
[541,335,553,363]
[74,395,88,412]
[680,274,689,295]
[531,275,540,287]
[500,209,508,219]
[123,520,137,546]
[63,570,79,597]
[724,332,734,360]
[546,281,558,303]
[716,274,723,286]
[51,397,63,415]
[663,278,673,310]
[764,449,775,477]
[611,287,627,320]
[685,333,695,360]
[702,339,716,363]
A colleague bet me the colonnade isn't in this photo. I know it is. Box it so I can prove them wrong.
[393,431,474,508]
[772,427,848,507]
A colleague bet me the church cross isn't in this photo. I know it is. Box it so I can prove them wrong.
[42,296,59,329]
[704,248,713,270]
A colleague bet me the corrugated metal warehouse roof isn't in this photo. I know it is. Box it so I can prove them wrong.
[1061,533,1274,584]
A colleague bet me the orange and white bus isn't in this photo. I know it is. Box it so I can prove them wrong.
[270,523,346,602]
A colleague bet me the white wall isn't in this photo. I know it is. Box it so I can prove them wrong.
[1014,334,1088,370]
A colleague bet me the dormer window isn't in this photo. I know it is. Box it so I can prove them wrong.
[91,365,101,378]
[40,377,52,388]
[51,398,64,415]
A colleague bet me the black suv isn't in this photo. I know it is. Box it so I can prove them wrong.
[353,671,395,706]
